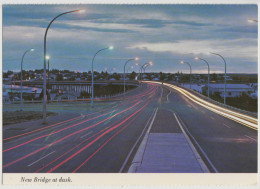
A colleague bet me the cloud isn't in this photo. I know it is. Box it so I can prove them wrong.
[127,38,257,61]
[2,4,258,73]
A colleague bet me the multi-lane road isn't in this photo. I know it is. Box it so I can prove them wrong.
[3,82,257,173]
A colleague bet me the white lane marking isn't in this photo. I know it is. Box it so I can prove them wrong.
[80,131,94,139]
[160,87,163,98]
[166,90,171,102]
[244,135,257,142]
[173,112,218,173]
[223,123,231,129]
[210,116,215,120]
[27,151,56,167]
[119,107,158,173]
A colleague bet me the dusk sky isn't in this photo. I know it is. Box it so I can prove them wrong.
[3,4,258,74]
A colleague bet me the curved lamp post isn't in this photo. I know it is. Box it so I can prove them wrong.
[20,48,34,111]
[141,62,152,80]
[123,57,138,96]
[211,52,227,104]
[43,9,85,124]
[195,57,210,98]
[180,61,192,89]
[91,46,114,107]
[143,62,153,74]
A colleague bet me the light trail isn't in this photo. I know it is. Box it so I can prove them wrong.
[48,99,152,173]
[3,110,117,152]
[35,84,157,172]
[34,100,147,172]
[145,81,258,130]
[3,101,124,141]
[3,100,142,168]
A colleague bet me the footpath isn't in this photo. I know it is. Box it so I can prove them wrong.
[128,108,209,173]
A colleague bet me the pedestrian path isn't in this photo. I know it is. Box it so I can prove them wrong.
[136,133,206,173]
[128,108,209,173]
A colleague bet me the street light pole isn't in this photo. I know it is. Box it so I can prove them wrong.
[91,46,113,107]
[195,57,210,98]
[180,61,192,89]
[43,9,84,124]
[141,62,152,80]
[124,57,138,96]
[20,48,34,111]
[211,52,227,105]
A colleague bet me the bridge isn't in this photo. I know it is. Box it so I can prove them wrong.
[3,81,257,173]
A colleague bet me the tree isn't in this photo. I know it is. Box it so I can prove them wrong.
[129,71,137,80]
[211,73,217,81]
[56,74,63,81]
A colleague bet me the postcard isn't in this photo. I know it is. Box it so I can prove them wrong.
[1,1,259,187]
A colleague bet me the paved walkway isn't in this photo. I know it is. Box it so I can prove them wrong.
[129,108,209,173]
[136,133,206,173]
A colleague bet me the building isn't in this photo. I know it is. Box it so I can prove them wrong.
[205,84,254,98]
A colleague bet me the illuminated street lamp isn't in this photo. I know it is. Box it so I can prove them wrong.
[43,9,85,124]
[210,52,227,104]
[20,48,34,111]
[91,46,114,107]
[141,62,152,80]
[248,19,258,23]
[143,61,153,73]
[123,57,138,96]
[195,57,210,98]
[180,61,192,89]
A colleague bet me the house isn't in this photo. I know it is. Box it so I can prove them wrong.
[205,84,254,98]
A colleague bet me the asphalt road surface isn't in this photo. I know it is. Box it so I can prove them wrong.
[3,82,257,173]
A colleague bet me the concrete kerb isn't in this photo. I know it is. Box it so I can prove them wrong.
[172,111,210,173]
[128,107,158,173]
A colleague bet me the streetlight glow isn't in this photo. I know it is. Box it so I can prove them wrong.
[109,46,114,50]
[194,57,199,60]
[46,55,50,60]
[134,57,139,61]
[77,9,86,13]
[248,19,258,23]
[180,61,184,64]
[30,48,35,52]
